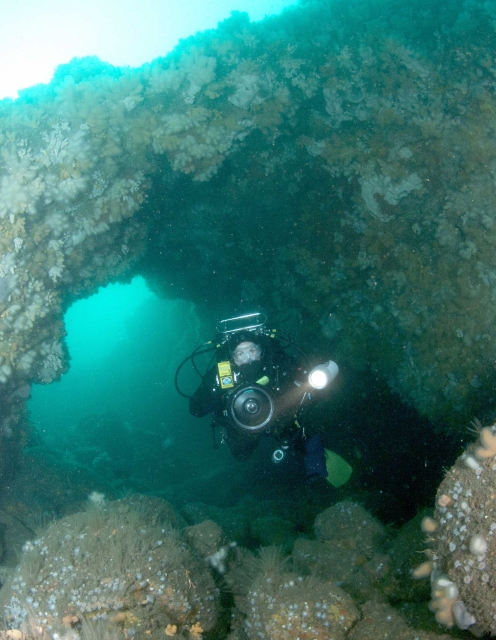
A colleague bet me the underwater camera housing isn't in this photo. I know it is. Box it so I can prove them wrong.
[176,311,338,436]
[225,383,275,434]
[216,313,276,433]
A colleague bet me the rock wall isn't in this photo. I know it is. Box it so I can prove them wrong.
[1,0,496,471]
[414,422,496,636]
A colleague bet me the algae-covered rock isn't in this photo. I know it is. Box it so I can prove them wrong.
[314,500,388,554]
[0,495,219,638]
[250,516,296,552]
[413,423,496,636]
[235,547,359,640]
[348,601,453,640]
[384,510,432,603]
[292,537,388,602]
[184,519,224,558]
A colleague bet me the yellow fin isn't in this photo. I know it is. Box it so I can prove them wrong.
[324,449,353,488]
[256,375,270,386]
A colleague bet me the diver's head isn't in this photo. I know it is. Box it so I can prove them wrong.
[229,332,263,366]
[232,341,262,366]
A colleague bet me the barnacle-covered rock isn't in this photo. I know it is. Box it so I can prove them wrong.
[234,547,359,640]
[0,496,219,638]
[413,423,496,636]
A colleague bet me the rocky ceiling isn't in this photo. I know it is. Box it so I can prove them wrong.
[1,0,496,473]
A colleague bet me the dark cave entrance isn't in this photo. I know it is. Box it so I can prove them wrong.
[26,278,233,499]
[24,276,466,528]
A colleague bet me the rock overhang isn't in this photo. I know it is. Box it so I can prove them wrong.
[0,0,495,460]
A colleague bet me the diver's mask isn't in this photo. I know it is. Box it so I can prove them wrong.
[232,342,262,366]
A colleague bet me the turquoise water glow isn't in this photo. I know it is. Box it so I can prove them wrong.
[29,278,199,438]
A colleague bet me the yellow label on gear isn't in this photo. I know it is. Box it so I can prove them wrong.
[218,361,234,389]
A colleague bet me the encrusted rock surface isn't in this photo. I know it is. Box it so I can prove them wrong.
[1,0,496,477]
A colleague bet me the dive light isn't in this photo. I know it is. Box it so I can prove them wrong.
[308,360,339,390]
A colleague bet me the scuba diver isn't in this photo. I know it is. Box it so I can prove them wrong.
[175,313,347,484]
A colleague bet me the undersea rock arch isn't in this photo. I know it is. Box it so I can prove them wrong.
[1,0,496,477]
